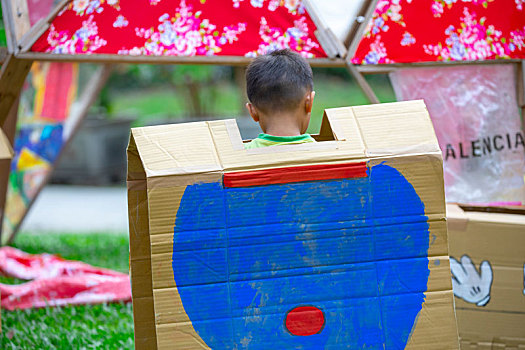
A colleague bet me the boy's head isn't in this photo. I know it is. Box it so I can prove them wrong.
[245,49,315,135]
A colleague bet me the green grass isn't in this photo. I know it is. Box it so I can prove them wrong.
[110,75,397,134]
[0,233,133,349]
[1,303,133,350]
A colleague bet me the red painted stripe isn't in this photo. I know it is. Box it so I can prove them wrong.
[223,162,367,188]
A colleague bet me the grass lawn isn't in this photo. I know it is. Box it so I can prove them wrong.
[0,233,133,349]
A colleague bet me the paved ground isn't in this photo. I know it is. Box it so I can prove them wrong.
[21,185,128,234]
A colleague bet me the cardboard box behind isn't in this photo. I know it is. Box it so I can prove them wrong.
[448,204,525,348]
[127,100,459,349]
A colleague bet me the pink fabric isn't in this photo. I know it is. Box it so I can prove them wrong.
[27,0,55,26]
[0,247,131,310]
[390,64,525,204]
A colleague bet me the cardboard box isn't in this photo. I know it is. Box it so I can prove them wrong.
[127,100,459,349]
[447,204,525,348]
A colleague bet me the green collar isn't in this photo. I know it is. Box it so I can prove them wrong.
[257,133,312,142]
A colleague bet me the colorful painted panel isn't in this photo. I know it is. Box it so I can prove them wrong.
[172,162,430,348]
[2,62,78,237]
[352,0,525,64]
[30,0,326,58]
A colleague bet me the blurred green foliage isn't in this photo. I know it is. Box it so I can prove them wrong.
[108,64,396,135]
[106,64,397,123]
[106,64,232,117]
[108,64,231,90]
[0,6,7,47]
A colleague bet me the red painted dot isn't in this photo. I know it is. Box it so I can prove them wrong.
[285,306,325,336]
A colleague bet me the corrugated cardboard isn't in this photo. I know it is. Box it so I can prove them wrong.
[127,100,459,349]
[0,129,13,160]
[447,204,525,348]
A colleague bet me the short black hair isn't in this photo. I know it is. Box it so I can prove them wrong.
[246,49,313,114]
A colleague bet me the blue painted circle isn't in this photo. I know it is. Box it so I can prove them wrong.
[173,164,429,349]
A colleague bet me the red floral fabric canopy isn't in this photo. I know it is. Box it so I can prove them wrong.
[352,0,525,64]
[29,0,525,64]
[30,0,327,59]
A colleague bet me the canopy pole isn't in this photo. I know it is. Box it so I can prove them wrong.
[345,60,379,104]
[343,0,379,55]
[0,98,19,244]
[518,61,525,113]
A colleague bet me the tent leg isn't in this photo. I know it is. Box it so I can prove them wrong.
[345,61,379,104]
[0,55,33,125]
[518,61,524,109]
[0,98,19,244]
[518,61,525,120]
[344,0,379,53]
[0,55,31,245]
[234,66,248,116]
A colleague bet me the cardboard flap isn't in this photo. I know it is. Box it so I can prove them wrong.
[448,203,525,227]
[318,109,347,141]
[463,211,525,225]
[132,100,440,176]
[208,116,365,171]
[352,100,441,157]
[131,122,222,178]
[459,204,525,216]
[446,204,469,231]
[0,129,13,160]
[211,100,438,172]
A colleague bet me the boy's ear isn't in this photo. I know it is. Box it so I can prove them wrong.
[246,103,260,122]
[305,91,315,113]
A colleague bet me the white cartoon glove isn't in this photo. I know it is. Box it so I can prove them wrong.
[450,255,493,307]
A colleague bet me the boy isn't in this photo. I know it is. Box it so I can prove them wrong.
[244,49,316,149]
